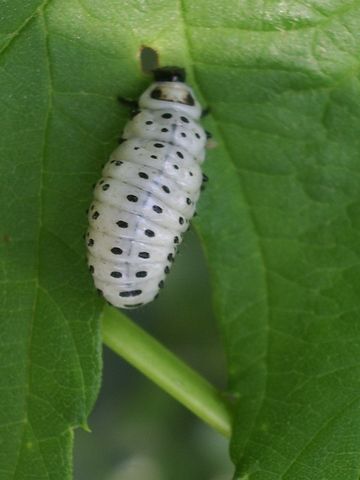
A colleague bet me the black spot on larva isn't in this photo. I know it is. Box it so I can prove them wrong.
[179,217,184,225]
[117,220,128,228]
[110,160,115,163]
[118,137,126,144]
[176,151,184,159]
[151,155,157,159]
[164,266,170,274]
[115,160,123,166]
[186,197,191,205]
[152,205,163,214]
[158,280,164,289]
[174,236,179,244]
[180,116,189,123]
[88,238,94,247]
[162,185,170,193]
[173,164,179,170]
[203,173,209,182]
[161,128,168,132]
[99,180,104,185]
[195,133,201,139]
[102,184,110,191]
[154,143,164,148]
[180,132,187,138]
[162,113,172,119]
[90,205,94,211]
[111,271,122,278]
[119,290,142,297]
[111,247,123,255]
[139,172,149,179]
[167,253,174,262]
[89,265,94,274]
[139,251,150,259]
[97,288,103,296]
[146,120,153,125]
[127,194,138,202]
[189,171,193,176]
[145,229,155,237]
[134,146,140,150]
[136,271,147,278]
[154,293,159,300]
[92,211,99,219]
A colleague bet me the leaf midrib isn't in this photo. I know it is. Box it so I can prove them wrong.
[178,0,270,454]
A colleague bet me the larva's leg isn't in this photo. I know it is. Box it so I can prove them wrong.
[117,96,138,109]
[116,97,138,143]
[202,109,217,148]
[117,96,140,117]
[201,106,211,117]
[205,130,217,149]
[201,173,209,191]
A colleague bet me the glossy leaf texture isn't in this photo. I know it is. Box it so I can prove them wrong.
[1,1,360,479]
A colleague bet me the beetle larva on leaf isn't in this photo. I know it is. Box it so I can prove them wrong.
[86,66,209,309]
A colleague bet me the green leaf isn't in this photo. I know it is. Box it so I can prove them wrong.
[2,0,360,478]
[188,2,360,478]
[0,2,103,478]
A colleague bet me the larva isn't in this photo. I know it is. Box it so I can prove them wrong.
[86,66,208,309]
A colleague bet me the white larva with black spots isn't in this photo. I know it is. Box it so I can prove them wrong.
[86,66,208,309]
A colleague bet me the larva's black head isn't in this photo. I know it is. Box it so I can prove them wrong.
[139,66,201,119]
[153,66,186,83]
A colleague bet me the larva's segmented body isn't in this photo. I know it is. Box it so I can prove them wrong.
[86,67,208,309]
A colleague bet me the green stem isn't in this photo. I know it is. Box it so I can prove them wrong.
[101,306,232,438]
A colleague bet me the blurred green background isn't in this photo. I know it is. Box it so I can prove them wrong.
[74,229,233,479]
